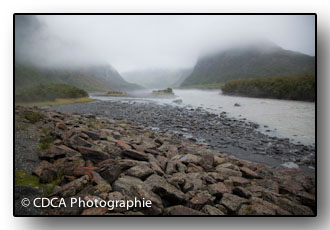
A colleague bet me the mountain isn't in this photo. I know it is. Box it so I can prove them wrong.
[122,68,192,89]
[181,41,315,87]
[15,63,142,94]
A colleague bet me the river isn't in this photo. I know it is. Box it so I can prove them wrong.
[92,89,315,147]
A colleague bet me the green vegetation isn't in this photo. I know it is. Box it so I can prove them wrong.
[19,111,43,124]
[16,83,88,103]
[181,44,315,87]
[15,63,142,94]
[152,88,174,95]
[98,91,130,97]
[15,169,61,196]
[39,128,56,150]
[180,83,224,89]
[221,74,315,101]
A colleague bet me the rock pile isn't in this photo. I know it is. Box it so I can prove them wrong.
[15,106,315,215]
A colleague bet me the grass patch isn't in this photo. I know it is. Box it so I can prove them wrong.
[39,128,56,150]
[15,169,62,196]
[16,97,94,107]
[19,111,43,124]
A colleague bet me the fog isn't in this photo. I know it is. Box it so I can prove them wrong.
[15,15,315,72]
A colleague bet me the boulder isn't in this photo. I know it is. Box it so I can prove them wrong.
[33,160,53,177]
[189,191,214,210]
[39,145,80,161]
[276,197,314,215]
[214,156,226,165]
[126,164,154,179]
[97,163,122,184]
[240,167,260,179]
[232,186,252,199]
[179,154,202,165]
[52,175,89,197]
[145,174,187,204]
[201,205,225,215]
[166,160,177,175]
[215,167,242,178]
[207,182,229,197]
[229,176,250,187]
[122,149,148,161]
[112,176,145,193]
[39,168,57,184]
[82,130,100,140]
[95,183,112,193]
[130,184,163,215]
[200,154,214,171]
[220,193,249,213]
[77,146,110,164]
[148,154,165,176]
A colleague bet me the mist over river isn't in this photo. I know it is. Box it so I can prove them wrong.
[92,89,315,147]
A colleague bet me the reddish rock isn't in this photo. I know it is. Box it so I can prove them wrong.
[33,160,53,177]
[215,167,242,178]
[73,166,98,180]
[79,133,89,140]
[208,182,229,197]
[122,149,148,161]
[200,154,214,171]
[77,146,110,163]
[240,167,260,179]
[116,140,131,150]
[229,176,250,186]
[56,121,67,130]
[189,191,214,209]
[187,163,204,172]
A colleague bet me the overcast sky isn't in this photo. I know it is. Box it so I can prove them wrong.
[19,15,315,73]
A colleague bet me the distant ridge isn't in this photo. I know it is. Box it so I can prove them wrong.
[15,63,142,94]
[181,41,315,87]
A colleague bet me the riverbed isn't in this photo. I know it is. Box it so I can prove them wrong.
[92,89,316,146]
[53,89,315,172]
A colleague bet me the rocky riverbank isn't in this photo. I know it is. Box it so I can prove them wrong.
[54,100,315,171]
[15,106,315,215]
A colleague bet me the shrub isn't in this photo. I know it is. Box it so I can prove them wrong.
[221,74,315,101]
[16,83,88,103]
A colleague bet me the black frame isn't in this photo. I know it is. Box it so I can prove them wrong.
[13,13,317,217]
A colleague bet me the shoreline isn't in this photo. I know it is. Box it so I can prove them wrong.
[53,100,315,173]
[14,106,315,215]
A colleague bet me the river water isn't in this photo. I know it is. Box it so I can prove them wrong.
[92,89,315,147]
